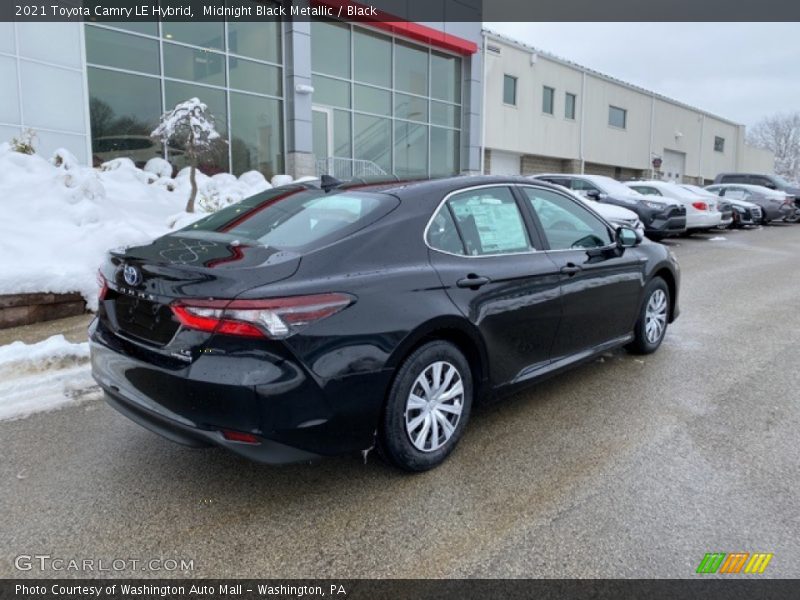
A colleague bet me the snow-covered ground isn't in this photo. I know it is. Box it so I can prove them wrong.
[0,143,297,310]
[0,335,96,421]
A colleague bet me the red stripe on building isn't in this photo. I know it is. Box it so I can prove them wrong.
[310,0,479,55]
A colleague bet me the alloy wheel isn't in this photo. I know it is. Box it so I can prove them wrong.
[404,361,464,452]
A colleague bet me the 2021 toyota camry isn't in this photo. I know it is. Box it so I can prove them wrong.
[90,176,680,471]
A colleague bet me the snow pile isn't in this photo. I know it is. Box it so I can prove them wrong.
[0,335,96,421]
[0,142,296,309]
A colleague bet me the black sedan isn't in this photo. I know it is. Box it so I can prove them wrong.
[91,176,680,471]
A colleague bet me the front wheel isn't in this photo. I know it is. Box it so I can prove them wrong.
[627,277,670,355]
[379,341,473,472]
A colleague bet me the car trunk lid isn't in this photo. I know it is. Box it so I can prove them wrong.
[100,232,300,347]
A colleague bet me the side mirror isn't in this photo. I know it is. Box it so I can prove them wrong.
[584,189,601,200]
[616,226,639,248]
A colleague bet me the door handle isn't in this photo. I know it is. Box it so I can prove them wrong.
[560,263,582,276]
[456,275,490,289]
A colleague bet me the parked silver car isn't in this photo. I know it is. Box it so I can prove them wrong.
[704,183,794,224]
[681,184,761,227]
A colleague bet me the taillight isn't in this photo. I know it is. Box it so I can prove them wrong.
[97,270,108,301]
[692,201,708,211]
[171,293,354,339]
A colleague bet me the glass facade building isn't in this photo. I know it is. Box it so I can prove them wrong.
[0,18,482,180]
[84,20,284,177]
[310,21,462,178]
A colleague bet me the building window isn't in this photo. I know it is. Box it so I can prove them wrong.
[503,74,517,106]
[609,105,627,129]
[565,92,576,120]
[311,21,462,178]
[542,86,554,115]
[714,136,725,152]
[85,17,285,179]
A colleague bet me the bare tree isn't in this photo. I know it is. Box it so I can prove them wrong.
[747,112,800,182]
[151,98,222,213]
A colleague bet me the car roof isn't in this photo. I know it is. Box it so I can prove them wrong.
[300,175,567,200]
[627,180,677,187]
[707,183,776,192]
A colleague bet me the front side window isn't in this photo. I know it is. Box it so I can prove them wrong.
[609,105,627,129]
[565,93,576,119]
[448,187,531,256]
[542,86,555,114]
[503,75,517,106]
[630,186,661,196]
[522,188,613,250]
[714,136,725,152]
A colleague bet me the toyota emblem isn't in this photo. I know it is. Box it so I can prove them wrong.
[123,264,142,286]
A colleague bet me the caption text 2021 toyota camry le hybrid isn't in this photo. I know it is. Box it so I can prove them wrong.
[91,176,680,471]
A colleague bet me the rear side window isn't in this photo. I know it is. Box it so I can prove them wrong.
[721,174,748,184]
[426,206,465,255]
[571,179,602,194]
[632,186,661,196]
[183,187,398,251]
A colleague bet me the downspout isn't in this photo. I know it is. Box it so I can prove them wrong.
[579,70,586,173]
[649,91,655,179]
[698,114,705,184]
[479,32,487,174]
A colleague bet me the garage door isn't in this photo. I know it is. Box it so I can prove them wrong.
[489,150,521,175]
[662,150,686,183]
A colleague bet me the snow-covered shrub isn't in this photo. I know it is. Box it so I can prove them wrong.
[239,170,270,189]
[144,157,173,179]
[51,148,79,170]
[99,157,137,172]
[154,176,177,192]
[271,174,293,187]
[10,129,37,155]
[137,170,159,185]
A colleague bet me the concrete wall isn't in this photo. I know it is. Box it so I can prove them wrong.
[0,22,90,163]
[740,143,775,174]
[483,32,775,182]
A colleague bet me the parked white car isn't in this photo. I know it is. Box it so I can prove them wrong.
[535,179,645,238]
[625,180,724,231]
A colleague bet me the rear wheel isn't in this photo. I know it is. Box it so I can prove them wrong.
[627,277,670,355]
[379,341,473,472]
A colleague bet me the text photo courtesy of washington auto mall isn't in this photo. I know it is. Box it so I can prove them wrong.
[1,0,799,598]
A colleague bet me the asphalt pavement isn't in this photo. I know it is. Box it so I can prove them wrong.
[2,225,799,578]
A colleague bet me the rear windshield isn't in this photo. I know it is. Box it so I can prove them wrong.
[180,186,398,251]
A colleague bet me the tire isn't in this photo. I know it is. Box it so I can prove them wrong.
[627,277,670,355]
[379,341,473,472]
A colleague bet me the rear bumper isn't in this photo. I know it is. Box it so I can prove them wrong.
[90,319,391,463]
[687,211,722,230]
[103,388,321,464]
[642,207,686,235]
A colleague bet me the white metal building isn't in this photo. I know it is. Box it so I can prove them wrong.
[481,30,775,184]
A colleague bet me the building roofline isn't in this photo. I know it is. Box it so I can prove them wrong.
[482,28,744,128]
